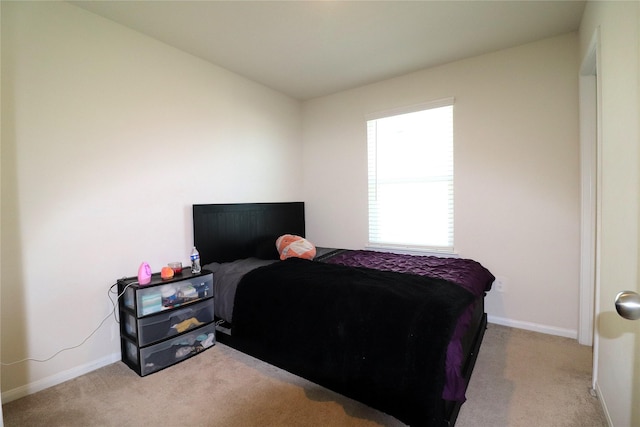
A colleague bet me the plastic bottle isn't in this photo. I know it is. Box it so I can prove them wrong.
[190,246,201,274]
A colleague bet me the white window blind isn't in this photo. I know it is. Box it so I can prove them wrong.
[367,99,454,252]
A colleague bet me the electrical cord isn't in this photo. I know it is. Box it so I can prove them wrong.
[108,282,124,323]
[0,281,136,366]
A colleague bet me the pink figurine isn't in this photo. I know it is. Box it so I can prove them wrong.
[137,262,152,285]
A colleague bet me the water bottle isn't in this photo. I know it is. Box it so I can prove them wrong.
[190,246,201,274]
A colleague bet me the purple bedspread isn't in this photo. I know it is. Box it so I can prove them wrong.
[319,249,494,401]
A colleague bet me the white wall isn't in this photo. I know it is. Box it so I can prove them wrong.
[1,1,302,399]
[579,2,640,426]
[302,33,581,337]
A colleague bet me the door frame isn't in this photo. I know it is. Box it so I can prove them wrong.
[578,27,602,389]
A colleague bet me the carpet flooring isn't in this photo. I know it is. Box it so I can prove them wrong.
[2,324,608,426]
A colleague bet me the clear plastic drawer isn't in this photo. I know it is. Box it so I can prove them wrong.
[123,273,213,317]
[122,298,214,346]
[122,322,216,376]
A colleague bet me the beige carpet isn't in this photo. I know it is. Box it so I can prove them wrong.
[2,324,607,426]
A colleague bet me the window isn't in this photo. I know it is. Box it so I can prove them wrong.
[367,98,454,252]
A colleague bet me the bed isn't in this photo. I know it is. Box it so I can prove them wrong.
[193,202,494,427]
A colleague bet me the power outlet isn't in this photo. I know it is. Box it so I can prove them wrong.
[494,276,508,293]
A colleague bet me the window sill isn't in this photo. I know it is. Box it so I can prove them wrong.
[365,245,459,258]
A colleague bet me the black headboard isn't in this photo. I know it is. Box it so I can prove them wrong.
[193,202,305,265]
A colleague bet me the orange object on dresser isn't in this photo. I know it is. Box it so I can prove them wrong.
[161,266,174,279]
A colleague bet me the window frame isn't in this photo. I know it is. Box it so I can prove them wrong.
[366,97,455,254]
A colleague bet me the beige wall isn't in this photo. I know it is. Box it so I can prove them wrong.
[1,1,302,399]
[0,0,3,422]
[579,2,640,426]
[302,33,581,337]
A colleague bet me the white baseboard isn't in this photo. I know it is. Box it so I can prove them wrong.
[593,381,614,427]
[487,315,578,340]
[1,352,121,404]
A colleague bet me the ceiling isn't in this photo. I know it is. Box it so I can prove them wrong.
[70,1,586,101]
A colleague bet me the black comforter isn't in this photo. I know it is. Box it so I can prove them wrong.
[231,258,475,426]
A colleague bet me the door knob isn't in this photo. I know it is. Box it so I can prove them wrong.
[615,290,640,320]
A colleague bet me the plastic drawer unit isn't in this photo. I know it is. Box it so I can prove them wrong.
[117,269,215,376]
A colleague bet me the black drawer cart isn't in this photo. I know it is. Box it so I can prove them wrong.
[117,269,215,376]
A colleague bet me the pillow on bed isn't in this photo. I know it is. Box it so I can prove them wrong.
[276,234,316,260]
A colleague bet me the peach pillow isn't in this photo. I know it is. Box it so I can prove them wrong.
[276,234,316,260]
